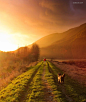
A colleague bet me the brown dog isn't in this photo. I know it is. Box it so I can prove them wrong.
[58,73,65,83]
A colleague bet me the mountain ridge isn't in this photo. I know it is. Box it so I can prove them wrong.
[37,23,86,59]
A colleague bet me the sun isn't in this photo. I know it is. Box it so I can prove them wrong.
[0,31,18,52]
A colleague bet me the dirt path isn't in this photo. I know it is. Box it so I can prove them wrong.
[52,61,86,86]
[42,65,55,102]
[20,64,56,102]
[17,62,76,102]
[1,61,84,102]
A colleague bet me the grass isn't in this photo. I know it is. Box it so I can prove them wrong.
[45,62,67,102]
[0,50,38,91]
[27,64,44,102]
[0,58,38,91]
[0,60,28,90]
[0,61,86,102]
[48,61,86,102]
[0,62,42,102]
[64,75,86,102]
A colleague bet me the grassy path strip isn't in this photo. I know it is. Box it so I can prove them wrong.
[0,61,43,102]
[42,65,55,102]
[45,62,67,102]
[48,61,86,102]
[26,64,44,102]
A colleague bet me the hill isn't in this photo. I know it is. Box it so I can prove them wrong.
[39,23,86,59]
[34,33,68,48]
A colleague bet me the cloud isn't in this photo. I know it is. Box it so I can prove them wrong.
[39,0,86,21]
[0,0,86,42]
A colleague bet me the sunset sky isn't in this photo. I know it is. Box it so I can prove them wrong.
[0,0,86,51]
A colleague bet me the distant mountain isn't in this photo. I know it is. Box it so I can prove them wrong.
[38,23,86,59]
[28,32,69,48]
[34,33,68,48]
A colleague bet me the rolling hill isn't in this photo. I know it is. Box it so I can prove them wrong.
[35,23,86,59]
[34,33,68,48]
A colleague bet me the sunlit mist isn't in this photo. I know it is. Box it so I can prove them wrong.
[0,31,18,51]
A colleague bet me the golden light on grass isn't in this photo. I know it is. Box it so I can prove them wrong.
[0,31,18,52]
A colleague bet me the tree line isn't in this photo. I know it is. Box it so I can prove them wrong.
[16,43,40,62]
[0,43,40,63]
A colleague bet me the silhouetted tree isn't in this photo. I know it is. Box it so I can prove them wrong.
[30,43,40,62]
[16,44,40,62]
[16,46,29,59]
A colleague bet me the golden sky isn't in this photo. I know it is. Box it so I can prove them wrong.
[0,0,86,51]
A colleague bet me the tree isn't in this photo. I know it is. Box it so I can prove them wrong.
[15,44,40,62]
[16,46,29,60]
[30,43,40,62]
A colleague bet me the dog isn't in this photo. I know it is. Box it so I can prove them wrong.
[58,73,65,84]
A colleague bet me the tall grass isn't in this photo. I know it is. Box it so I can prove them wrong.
[0,54,37,91]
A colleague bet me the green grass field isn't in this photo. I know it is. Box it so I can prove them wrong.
[0,61,86,102]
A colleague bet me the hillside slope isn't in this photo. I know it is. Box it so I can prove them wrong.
[40,23,86,59]
[34,33,67,48]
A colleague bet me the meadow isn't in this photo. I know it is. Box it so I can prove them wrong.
[0,44,39,91]
[0,61,86,102]
[0,55,33,91]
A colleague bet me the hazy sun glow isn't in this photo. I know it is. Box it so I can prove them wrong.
[0,31,18,52]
